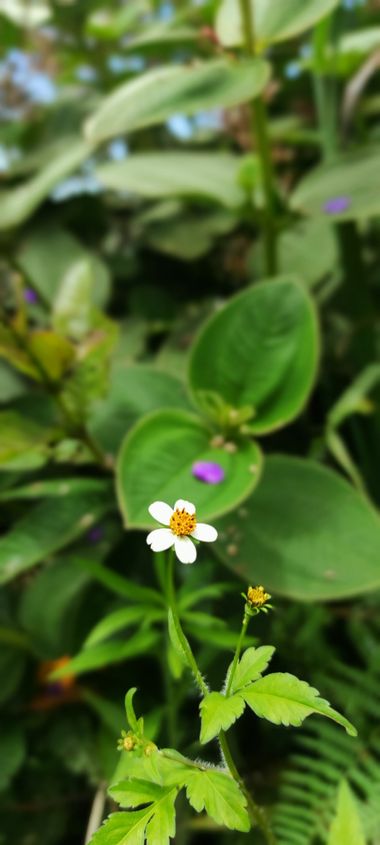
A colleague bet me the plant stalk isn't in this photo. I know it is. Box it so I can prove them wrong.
[165,551,275,843]
[239,0,277,275]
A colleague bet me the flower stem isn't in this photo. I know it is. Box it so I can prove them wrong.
[239,0,277,275]
[166,550,208,697]
[225,609,250,696]
[165,552,276,844]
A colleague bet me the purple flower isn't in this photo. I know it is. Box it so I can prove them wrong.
[192,461,225,485]
[323,196,351,215]
[24,288,38,304]
[87,525,104,544]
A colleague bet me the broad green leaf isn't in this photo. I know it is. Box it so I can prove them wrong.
[84,606,164,648]
[200,692,245,743]
[291,147,380,222]
[228,646,275,694]
[116,409,262,528]
[328,781,366,845]
[216,455,380,601]
[216,0,340,50]
[185,768,250,832]
[84,58,270,143]
[90,366,192,455]
[19,558,92,654]
[96,153,245,209]
[18,225,110,307]
[242,673,357,736]
[0,490,110,584]
[0,140,90,230]
[51,629,159,678]
[250,218,338,289]
[189,278,318,434]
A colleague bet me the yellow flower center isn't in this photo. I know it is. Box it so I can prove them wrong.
[170,508,197,536]
[247,585,270,607]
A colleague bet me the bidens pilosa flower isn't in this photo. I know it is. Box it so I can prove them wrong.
[146,499,217,564]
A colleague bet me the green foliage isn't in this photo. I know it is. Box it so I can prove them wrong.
[189,277,318,434]
[117,409,263,526]
[216,456,380,600]
[216,0,340,49]
[200,691,245,743]
[327,781,366,845]
[85,58,270,142]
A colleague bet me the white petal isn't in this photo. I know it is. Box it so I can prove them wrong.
[174,499,195,515]
[174,536,197,564]
[146,528,175,552]
[191,523,218,543]
[148,501,173,525]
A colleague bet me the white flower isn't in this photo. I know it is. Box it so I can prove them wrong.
[146,499,217,564]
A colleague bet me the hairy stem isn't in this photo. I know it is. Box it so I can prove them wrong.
[225,610,250,696]
[239,0,277,275]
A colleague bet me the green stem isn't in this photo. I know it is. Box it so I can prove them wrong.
[225,610,250,697]
[312,16,338,161]
[166,550,208,697]
[239,0,277,275]
[165,552,275,843]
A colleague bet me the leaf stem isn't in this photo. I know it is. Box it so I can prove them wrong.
[239,0,277,275]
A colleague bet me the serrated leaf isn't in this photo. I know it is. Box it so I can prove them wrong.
[189,277,318,435]
[91,785,177,845]
[327,781,366,845]
[200,692,245,744]
[242,673,357,736]
[185,768,250,832]
[89,809,151,845]
[85,58,269,143]
[228,646,275,694]
[116,409,262,527]
[109,779,168,808]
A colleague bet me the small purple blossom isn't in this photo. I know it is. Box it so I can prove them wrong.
[87,525,104,544]
[192,461,225,485]
[24,288,38,304]
[323,196,351,215]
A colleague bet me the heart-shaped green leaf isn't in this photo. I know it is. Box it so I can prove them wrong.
[216,455,380,601]
[189,278,318,435]
[116,410,262,528]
